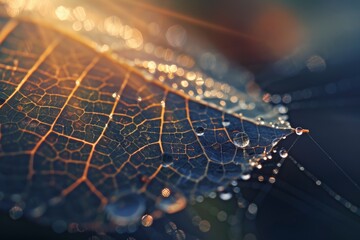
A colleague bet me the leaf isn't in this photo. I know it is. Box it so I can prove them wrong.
[0,17,292,229]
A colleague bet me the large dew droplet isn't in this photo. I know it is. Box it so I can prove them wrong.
[105,194,145,226]
[233,132,250,148]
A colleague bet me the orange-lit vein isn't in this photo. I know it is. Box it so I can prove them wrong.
[61,70,131,199]
[158,91,168,154]
[28,56,100,180]
[0,38,60,110]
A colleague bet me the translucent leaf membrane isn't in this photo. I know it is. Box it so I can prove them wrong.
[0,0,293,231]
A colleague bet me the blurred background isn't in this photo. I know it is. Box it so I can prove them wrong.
[1,0,360,239]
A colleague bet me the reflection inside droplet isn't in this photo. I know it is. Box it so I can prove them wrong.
[219,192,233,201]
[279,148,288,158]
[195,126,205,136]
[295,127,303,135]
[233,132,250,148]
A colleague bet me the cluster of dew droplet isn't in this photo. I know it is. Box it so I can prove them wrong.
[134,57,295,129]
[197,116,294,173]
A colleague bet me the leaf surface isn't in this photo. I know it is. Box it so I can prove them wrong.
[0,17,292,228]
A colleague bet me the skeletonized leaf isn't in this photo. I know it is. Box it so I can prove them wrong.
[0,15,292,230]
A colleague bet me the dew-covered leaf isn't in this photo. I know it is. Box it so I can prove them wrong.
[0,7,292,231]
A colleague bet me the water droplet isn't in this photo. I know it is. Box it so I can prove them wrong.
[156,192,186,214]
[9,205,23,220]
[161,153,173,167]
[219,192,233,201]
[247,203,258,215]
[222,119,230,127]
[269,177,276,184]
[141,214,153,227]
[257,117,265,125]
[233,132,250,148]
[195,126,205,136]
[199,220,211,232]
[241,174,251,180]
[105,194,145,226]
[231,180,238,186]
[279,148,288,158]
[295,127,303,135]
